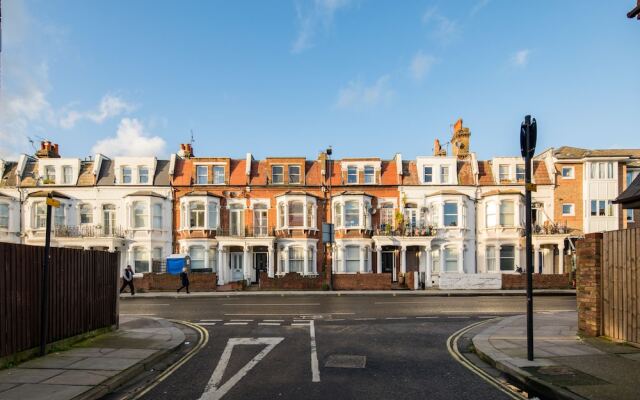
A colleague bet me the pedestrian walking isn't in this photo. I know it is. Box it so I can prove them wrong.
[177,267,190,294]
[120,265,135,295]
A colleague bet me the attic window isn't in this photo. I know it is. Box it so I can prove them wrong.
[347,166,357,184]
[289,165,301,184]
[364,166,375,184]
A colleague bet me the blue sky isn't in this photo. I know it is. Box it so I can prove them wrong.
[1,0,638,161]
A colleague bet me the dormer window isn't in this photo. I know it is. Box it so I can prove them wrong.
[364,166,375,184]
[440,166,449,184]
[196,165,208,184]
[289,165,301,184]
[213,166,225,184]
[139,167,149,184]
[516,164,525,182]
[122,167,132,184]
[424,166,433,183]
[44,166,56,184]
[498,165,509,182]
[272,165,284,184]
[63,166,73,184]
[347,166,357,184]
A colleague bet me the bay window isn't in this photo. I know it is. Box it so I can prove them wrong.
[289,247,304,273]
[486,202,497,227]
[277,196,316,229]
[133,201,148,228]
[345,246,359,273]
[189,246,205,270]
[80,204,93,224]
[0,204,8,229]
[153,203,163,229]
[444,247,458,272]
[334,203,342,227]
[486,246,496,272]
[344,201,359,227]
[443,202,458,227]
[133,247,149,273]
[189,202,205,228]
[500,245,515,271]
[288,201,304,227]
[500,200,515,227]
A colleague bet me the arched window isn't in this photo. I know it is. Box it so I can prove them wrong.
[334,202,342,227]
[289,246,304,273]
[189,246,205,270]
[288,201,304,227]
[79,203,93,224]
[133,201,148,228]
[344,201,359,227]
[189,202,205,228]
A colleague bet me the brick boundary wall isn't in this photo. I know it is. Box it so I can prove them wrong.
[333,273,393,290]
[133,272,218,292]
[576,233,603,337]
[501,273,573,290]
[404,272,417,290]
[258,272,325,290]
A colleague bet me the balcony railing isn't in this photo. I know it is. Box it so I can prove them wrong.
[533,223,572,235]
[373,224,437,237]
[216,226,275,238]
[54,225,126,239]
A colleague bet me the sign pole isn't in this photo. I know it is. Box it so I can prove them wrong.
[39,194,55,356]
[521,115,537,361]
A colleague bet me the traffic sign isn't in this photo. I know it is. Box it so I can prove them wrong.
[46,198,60,208]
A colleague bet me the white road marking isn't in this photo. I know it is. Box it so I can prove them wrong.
[292,323,311,326]
[416,316,439,319]
[225,312,355,316]
[447,316,470,319]
[199,337,283,400]
[230,319,254,322]
[223,303,320,306]
[374,301,428,304]
[354,318,376,321]
[200,319,222,322]
[124,303,169,306]
[198,322,217,326]
[385,317,408,320]
[478,316,498,319]
[121,313,157,316]
[309,320,320,383]
[263,319,284,322]
[224,322,248,326]
[258,323,281,326]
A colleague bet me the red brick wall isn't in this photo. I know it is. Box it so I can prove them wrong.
[404,271,417,290]
[576,233,603,337]
[501,273,572,289]
[333,273,392,290]
[554,162,583,232]
[133,273,218,292]
[258,272,325,290]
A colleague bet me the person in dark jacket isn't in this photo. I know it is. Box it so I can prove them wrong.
[177,267,190,294]
[120,265,135,295]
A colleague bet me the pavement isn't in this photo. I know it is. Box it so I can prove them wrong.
[0,316,190,400]
[472,311,640,400]
[120,288,576,298]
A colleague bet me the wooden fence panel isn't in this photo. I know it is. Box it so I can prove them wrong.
[601,228,640,344]
[0,243,118,358]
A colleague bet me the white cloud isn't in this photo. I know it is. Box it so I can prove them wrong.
[91,118,166,157]
[511,49,531,67]
[60,95,134,128]
[335,75,393,110]
[409,51,437,82]
[291,0,352,54]
[470,0,491,16]
[421,6,458,44]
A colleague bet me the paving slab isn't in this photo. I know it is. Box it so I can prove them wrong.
[18,355,85,369]
[42,369,119,386]
[66,357,141,371]
[0,383,91,400]
[0,368,64,384]
[0,384,17,394]
[100,349,157,359]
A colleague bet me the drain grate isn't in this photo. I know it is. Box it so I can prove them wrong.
[325,355,366,369]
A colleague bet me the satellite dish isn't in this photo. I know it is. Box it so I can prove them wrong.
[368,207,376,215]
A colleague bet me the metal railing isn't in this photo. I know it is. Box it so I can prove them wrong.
[533,223,572,235]
[54,224,126,238]
[373,224,437,237]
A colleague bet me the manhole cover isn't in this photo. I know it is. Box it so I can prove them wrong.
[325,355,366,369]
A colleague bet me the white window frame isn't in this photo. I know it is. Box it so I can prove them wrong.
[423,166,433,183]
[500,245,515,272]
[289,246,305,273]
[561,166,575,179]
[189,201,205,228]
[44,166,56,184]
[139,167,149,184]
[196,165,208,185]
[364,166,375,184]
[516,164,525,182]
[0,203,9,229]
[190,246,206,270]
[486,246,497,272]
[34,202,47,229]
[500,200,515,227]
[347,166,358,184]
[213,165,225,185]
[133,247,150,273]
[443,202,458,227]
[288,201,304,227]
[63,166,73,184]
[562,203,575,217]
[440,165,449,184]
[443,247,458,273]
[498,164,510,182]
[272,165,284,184]
[345,245,360,273]
[289,165,301,184]
[152,203,163,229]
[79,203,93,224]
[486,202,497,228]
[133,201,148,229]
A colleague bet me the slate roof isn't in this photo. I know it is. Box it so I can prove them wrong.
[96,159,115,185]
[614,174,640,208]
[0,162,18,187]
[153,160,171,186]
[554,146,640,160]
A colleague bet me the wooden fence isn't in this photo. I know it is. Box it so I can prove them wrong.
[601,228,640,343]
[0,243,119,359]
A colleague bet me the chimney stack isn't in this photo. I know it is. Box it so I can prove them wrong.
[35,141,61,158]
[433,139,447,156]
[178,143,194,158]
[451,118,471,159]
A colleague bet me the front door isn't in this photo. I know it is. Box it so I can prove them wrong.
[254,253,268,283]
[382,251,396,282]
[230,252,244,281]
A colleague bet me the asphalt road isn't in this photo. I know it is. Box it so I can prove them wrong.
[119,295,576,400]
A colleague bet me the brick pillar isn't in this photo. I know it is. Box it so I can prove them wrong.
[576,232,603,337]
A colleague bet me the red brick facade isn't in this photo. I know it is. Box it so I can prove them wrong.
[333,273,393,290]
[501,273,573,290]
[133,272,218,292]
